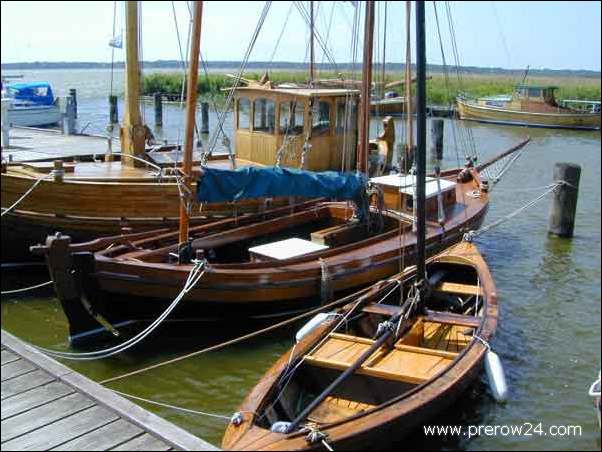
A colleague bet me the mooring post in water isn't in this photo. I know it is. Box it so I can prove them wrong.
[64,96,77,135]
[154,92,163,128]
[430,118,444,160]
[69,88,77,118]
[1,98,10,149]
[549,162,581,238]
[201,102,209,134]
[109,95,119,123]
[53,160,64,183]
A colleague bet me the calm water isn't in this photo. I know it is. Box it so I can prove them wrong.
[1,69,601,450]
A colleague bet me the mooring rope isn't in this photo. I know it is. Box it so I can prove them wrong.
[34,260,207,361]
[1,173,52,217]
[1,280,54,296]
[464,182,563,241]
[99,282,389,385]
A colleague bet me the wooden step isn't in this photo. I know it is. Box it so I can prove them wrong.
[433,281,481,296]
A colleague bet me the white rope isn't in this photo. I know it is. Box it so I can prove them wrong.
[111,389,232,422]
[464,182,562,241]
[34,260,207,361]
[1,173,52,217]
[1,280,53,296]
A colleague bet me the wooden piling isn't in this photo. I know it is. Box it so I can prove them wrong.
[64,96,77,135]
[109,95,119,123]
[1,98,10,149]
[430,118,444,160]
[154,92,163,128]
[549,162,581,238]
[69,88,77,118]
[201,102,209,134]
[53,160,64,183]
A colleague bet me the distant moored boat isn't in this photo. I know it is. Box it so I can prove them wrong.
[2,81,62,127]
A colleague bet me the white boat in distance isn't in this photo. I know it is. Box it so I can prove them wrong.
[1,81,61,127]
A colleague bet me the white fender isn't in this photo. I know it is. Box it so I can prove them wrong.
[485,350,508,402]
[296,313,334,343]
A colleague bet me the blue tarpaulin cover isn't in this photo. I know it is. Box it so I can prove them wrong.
[197,166,366,216]
[7,82,55,106]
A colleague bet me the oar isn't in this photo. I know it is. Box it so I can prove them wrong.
[285,309,405,434]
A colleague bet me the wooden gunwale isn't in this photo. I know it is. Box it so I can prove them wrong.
[222,242,498,450]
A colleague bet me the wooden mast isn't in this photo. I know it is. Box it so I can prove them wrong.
[120,0,145,168]
[405,1,413,153]
[178,1,203,246]
[309,1,315,85]
[415,0,427,287]
[358,0,375,175]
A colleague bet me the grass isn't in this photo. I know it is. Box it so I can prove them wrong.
[142,70,601,105]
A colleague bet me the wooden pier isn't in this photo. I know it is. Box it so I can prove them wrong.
[1,127,115,163]
[1,330,218,451]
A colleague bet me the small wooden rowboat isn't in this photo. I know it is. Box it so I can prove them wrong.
[221,241,497,450]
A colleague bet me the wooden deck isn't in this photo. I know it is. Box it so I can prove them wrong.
[1,330,218,451]
[2,127,114,163]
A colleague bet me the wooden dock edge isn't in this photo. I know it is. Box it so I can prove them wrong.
[1,330,219,451]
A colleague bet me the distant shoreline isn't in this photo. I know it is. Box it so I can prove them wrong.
[1,60,600,78]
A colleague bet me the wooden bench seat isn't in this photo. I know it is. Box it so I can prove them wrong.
[433,281,481,297]
[307,396,375,424]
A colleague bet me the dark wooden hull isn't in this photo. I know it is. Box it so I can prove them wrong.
[222,242,498,451]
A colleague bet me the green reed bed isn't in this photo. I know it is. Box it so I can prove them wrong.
[142,71,601,105]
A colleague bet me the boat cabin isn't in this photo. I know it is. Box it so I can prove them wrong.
[370,174,457,219]
[5,81,56,106]
[513,84,559,105]
[233,86,360,171]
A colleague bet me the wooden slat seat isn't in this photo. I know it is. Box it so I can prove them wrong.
[424,310,481,329]
[433,281,481,296]
[361,303,402,317]
[305,333,456,385]
[307,396,375,424]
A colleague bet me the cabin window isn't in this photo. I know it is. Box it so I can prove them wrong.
[312,100,331,135]
[279,101,305,135]
[237,98,251,130]
[527,88,541,98]
[253,98,275,133]
[406,195,413,210]
[335,98,357,134]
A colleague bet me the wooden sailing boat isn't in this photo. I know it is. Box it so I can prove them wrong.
[222,5,501,449]
[33,0,528,345]
[457,83,601,130]
[0,1,365,261]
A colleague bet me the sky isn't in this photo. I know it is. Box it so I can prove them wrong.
[1,1,600,72]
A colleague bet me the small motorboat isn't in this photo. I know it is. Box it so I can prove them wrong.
[2,81,62,127]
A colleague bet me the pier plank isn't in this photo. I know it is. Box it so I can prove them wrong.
[1,370,55,400]
[1,358,37,381]
[111,433,173,451]
[51,418,143,451]
[1,392,96,442]
[1,405,119,451]
[1,330,219,451]
[1,381,75,420]
[1,350,20,365]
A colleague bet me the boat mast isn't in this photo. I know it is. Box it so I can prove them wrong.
[178,1,203,246]
[309,1,315,85]
[415,0,426,288]
[358,0,375,175]
[121,0,145,167]
[405,1,413,154]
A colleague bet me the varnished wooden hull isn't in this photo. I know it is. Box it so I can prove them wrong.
[457,98,601,130]
[40,169,489,344]
[222,242,498,451]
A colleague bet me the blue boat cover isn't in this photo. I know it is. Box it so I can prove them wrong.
[7,82,55,106]
[197,166,367,216]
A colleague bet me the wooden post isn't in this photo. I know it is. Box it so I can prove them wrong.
[430,118,444,160]
[549,162,581,238]
[69,88,77,118]
[53,160,64,183]
[154,93,163,128]
[109,95,119,123]
[1,98,10,149]
[64,96,76,135]
[201,102,209,134]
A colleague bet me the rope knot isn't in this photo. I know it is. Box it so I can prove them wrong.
[304,424,328,445]
[376,321,396,336]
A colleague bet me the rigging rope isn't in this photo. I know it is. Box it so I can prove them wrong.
[1,280,54,296]
[1,173,52,217]
[33,260,207,361]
